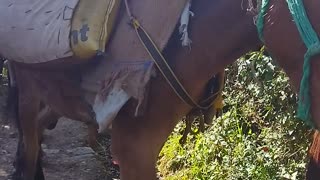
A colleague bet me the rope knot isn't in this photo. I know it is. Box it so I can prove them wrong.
[131,18,140,29]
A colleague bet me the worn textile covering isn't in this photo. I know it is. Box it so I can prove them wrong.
[0,0,78,63]
[93,61,155,133]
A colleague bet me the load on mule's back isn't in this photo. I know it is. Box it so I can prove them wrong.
[0,0,121,63]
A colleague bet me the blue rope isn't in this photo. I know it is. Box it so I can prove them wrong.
[256,0,320,127]
[287,0,320,127]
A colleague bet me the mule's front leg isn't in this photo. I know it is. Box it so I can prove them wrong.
[111,120,157,180]
[111,110,179,180]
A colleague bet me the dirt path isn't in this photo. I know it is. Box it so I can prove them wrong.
[0,83,119,180]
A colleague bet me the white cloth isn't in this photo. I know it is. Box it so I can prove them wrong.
[179,0,193,47]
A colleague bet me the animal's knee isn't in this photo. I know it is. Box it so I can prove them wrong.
[111,129,155,164]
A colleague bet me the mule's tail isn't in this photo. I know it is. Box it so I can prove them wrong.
[306,130,320,180]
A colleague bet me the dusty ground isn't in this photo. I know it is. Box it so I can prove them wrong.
[0,80,120,180]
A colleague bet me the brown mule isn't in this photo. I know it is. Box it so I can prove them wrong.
[8,0,320,179]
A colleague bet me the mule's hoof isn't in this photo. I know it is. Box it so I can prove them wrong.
[179,136,187,145]
[203,108,216,125]
[87,125,99,149]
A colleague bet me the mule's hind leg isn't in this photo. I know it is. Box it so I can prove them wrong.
[13,135,44,180]
[13,65,43,180]
[12,126,23,180]
[18,89,42,180]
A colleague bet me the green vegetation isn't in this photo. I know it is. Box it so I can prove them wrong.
[158,49,312,180]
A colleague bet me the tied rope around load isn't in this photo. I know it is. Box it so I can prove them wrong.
[286,0,320,127]
[256,0,320,127]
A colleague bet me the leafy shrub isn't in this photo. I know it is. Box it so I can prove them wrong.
[158,49,312,180]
